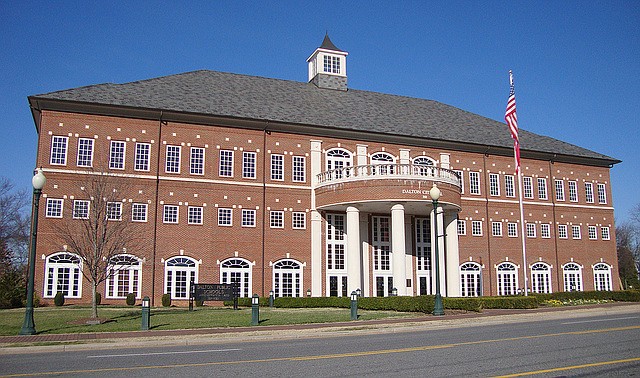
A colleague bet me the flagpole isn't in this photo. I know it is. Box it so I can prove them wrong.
[506,70,528,296]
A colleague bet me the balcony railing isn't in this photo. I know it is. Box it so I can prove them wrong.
[316,164,462,188]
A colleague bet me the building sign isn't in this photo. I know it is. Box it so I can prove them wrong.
[402,188,432,199]
[192,283,237,301]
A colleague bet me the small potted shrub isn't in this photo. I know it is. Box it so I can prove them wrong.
[126,293,136,306]
[54,292,65,307]
[161,293,171,307]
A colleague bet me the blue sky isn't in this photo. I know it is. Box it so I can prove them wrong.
[1,1,638,222]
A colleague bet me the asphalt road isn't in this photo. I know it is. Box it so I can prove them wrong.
[2,307,639,377]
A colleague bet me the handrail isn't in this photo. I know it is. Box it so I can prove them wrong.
[316,164,462,188]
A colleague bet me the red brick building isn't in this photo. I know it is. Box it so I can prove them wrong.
[28,36,620,305]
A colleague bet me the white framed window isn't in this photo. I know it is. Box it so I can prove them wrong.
[469,172,480,195]
[292,156,306,182]
[105,254,142,299]
[472,220,483,236]
[270,210,284,228]
[76,138,94,167]
[292,211,306,229]
[585,182,594,203]
[457,220,466,235]
[558,224,568,239]
[505,175,515,197]
[523,177,533,199]
[540,224,551,239]
[46,198,64,218]
[372,216,392,297]
[568,181,578,202]
[593,263,612,291]
[243,151,257,179]
[219,150,233,177]
[220,258,253,298]
[323,55,341,74]
[526,223,536,238]
[242,209,256,227]
[271,154,284,181]
[588,226,597,240]
[531,262,552,294]
[190,147,205,175]
[44,252,82,298]
[72,200,90,219]
[597,183,607,204]
[563,262,583,292]
[218,208,232,226]
[165,145,181,174]
[572,225,581,239]
[50,136,68,165]
[188,206,203,225]
[460,262,482,297]
[109,140,126,170]
[492,222,503,237]
[272,259,303,297]
[370,152,395,175]
[508,222,518,237]
[537,178,548,200]
[601,227,611,240]
[555,180,565,201]
[135,143,151,172]
[326,213,346,288]
[106,202,122,221]
[489,173,500,196]
[326,148,353,179]
[163,205,179,224]
[496,262,518,296]
[415,218,431,295]
[132,203,148,222]
[165,256,198,299]
[454,170,464,194]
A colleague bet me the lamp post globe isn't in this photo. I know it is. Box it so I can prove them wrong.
[430,184,445,316]
[20,168,46,335]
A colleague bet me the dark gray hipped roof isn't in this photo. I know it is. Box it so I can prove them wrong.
[29,70,619,166]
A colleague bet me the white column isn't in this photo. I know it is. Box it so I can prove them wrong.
[346,206,361,295]
[310,140,322,296]
[445,212,461,297]
[310,210,322,297]
[431,206,446,297]
[359,213,370,297]
[391,204,407,295]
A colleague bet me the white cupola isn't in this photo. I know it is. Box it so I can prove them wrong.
[307,34,348,91]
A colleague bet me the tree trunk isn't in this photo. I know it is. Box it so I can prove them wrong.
[91,282,98,319]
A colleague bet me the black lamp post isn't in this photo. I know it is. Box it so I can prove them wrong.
[20,168,46,335]
[429,183,445,316]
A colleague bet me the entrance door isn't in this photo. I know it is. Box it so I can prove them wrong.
[415,218,431,295]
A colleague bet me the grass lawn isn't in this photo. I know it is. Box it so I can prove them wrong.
[1,305,420,336]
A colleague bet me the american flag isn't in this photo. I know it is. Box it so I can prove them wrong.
[505,70,520,173]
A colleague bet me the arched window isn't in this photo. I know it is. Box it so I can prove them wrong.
[165,256,198,299]
[44,252,82,298]
[496,262,518,296]
[412,156,435,176]
[220,258,253,298]
[272,259,303,297]
[593,262,612,291]
[460,262,482,297]
[326,148,352,179]
[370,152,395,175]
[562,262,583,292]
[105,254,142,299]
[530,262,552,294]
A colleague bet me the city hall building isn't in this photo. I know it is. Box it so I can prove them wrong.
[28,36,620,306]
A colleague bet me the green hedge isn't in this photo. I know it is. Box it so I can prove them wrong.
[225,290,640,313]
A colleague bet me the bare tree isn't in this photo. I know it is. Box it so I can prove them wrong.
[0,177,30,264]
[55,171,145,319]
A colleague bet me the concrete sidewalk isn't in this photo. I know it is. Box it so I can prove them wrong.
[2,302,639,353]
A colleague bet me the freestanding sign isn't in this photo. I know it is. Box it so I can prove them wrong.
[190,283,239,310]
